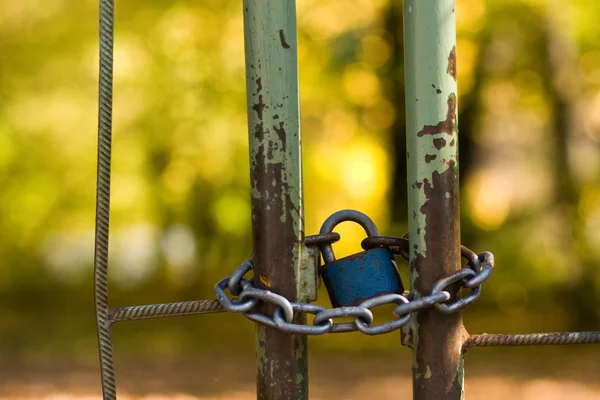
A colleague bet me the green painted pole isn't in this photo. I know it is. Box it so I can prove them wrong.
[402,1,464,399]
[242,1,308,400]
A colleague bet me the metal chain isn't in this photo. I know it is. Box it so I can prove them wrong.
[215,237,495,336]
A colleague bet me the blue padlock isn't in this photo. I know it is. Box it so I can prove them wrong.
[318,210,404,308]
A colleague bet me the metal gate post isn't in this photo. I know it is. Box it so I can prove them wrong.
[242,1,308,400]
[403,1,464,399]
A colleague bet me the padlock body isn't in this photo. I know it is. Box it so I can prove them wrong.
[320,247,404,307]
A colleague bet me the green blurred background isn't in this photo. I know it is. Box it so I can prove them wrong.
[1,0,600,398]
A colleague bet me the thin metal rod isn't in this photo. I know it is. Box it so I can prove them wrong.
[465,332,600,348]
[242,1,308,399]
[94,0,116,398]
[403,2,464,399]
[109,300,225,323]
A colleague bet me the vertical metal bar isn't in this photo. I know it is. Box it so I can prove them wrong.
[242,2,308,400]
[402,2,464,399]
[95,0,117,399]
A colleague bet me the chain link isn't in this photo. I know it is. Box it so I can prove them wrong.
[313,306,374,333]
[354,294,411,335]
[274,303,332,335]
[228,258,253,296]
[464,251,494,288]
[431,268,480,314]
[215,233,494,336]
[215,277,258,314]
[393,291,450,317]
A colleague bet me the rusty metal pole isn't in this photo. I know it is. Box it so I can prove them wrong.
[242,1,308,400]
[402,1,464,399]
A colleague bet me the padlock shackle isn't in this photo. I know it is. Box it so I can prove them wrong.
[319,209,380,263]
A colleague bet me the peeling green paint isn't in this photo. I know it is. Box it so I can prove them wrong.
[245,0,304,237]
[255,325,268,375]
[243,1,308,399]
[297,244,319,302]
[402,291,421,345]
[295,333,306,361]
[404,1,464,399]
[408,91,458,259]
[457,355,465,400]
[424,365,432,379]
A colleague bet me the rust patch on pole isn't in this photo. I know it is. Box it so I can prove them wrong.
[403,1,464,399]
[447,46,457,81]
[416,95,457,137]
[279,29,291,49]
[425,154,438,163]
[243,1,307,399]
[433,138,447,150]
[411,165,464,398]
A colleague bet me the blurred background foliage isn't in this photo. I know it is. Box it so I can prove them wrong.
[1,0,600,366]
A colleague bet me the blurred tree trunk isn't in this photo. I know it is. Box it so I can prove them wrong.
[453,25,491,247]
[540,2,598,330]
[383,1,407,229]
[383,0,482,240]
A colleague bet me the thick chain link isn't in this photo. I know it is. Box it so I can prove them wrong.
[215,234,494,336]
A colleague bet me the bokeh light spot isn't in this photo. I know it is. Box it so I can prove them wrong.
[466,170,512,231]
[212,193,251,235]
